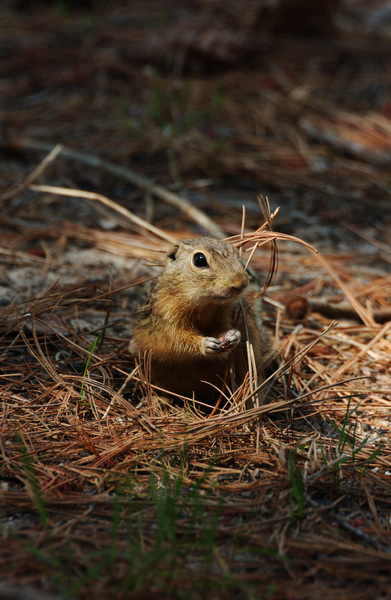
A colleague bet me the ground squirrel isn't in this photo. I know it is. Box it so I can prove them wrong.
[129,237,274,407]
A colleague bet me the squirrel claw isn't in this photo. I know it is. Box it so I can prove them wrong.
[219,329,241,349]
[203,336,224,354]
[203,329,241,354]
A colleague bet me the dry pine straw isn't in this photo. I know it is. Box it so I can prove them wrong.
[0,221,390,478]
[0,216,391,597]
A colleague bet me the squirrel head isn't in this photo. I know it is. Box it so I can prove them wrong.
[163,238,249,307]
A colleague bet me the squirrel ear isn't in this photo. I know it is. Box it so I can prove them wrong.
[166,244,180,260]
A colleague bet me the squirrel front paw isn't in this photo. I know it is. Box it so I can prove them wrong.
[220,329,241,349]
[203,329,241,355]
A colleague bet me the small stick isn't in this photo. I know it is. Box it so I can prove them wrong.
[308,250,376,327]
[308,298,391,324]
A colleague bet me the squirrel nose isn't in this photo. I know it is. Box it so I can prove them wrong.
[230,273,249,293]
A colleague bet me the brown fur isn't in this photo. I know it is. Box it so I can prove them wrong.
[129,238,274,405]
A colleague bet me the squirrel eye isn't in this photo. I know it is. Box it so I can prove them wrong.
[193,252,209,268]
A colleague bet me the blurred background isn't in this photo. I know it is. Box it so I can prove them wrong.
[1,0,391,251]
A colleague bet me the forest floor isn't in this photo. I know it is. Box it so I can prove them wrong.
[1,2,391,599]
